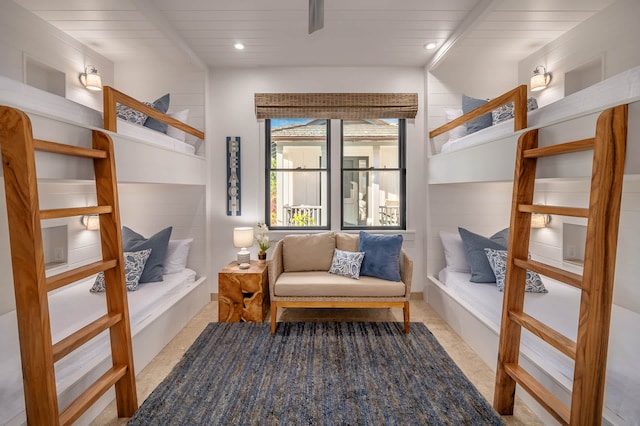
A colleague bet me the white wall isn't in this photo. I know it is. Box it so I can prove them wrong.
[519,0,640,107]
[0,1,113,111]
[207,66,426,293]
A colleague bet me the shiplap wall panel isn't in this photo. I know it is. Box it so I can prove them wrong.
[0,1,114,111]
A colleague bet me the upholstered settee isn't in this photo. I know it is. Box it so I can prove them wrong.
[268,232,413,334]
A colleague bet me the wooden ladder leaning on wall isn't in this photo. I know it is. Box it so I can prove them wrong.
[493,104,628,425]
[0,106,137,425]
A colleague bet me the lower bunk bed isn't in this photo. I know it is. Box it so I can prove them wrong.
[0,269,208,426]
[426,270,639,425]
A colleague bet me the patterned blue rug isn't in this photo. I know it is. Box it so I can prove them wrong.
[128,322,504,425]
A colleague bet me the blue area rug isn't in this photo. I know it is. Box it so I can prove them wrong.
[128,322,504,425]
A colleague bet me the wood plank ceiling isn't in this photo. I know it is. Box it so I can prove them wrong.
[14,0,617,69]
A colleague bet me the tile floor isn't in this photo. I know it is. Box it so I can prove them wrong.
[92,299,542,425]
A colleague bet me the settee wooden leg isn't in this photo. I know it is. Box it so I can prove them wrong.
[403,301,410,334]
[270,302,277,334]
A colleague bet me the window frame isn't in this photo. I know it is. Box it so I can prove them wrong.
[264,119,331,230]
[340,119,406,230]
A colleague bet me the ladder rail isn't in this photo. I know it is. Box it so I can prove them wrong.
[493,104,628,425]
[0,106,138,424]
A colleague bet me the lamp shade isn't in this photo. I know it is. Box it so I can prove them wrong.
[530,65,551,92]
[233,227,254,248]
[80,65,103,91]
[531,213,550,229]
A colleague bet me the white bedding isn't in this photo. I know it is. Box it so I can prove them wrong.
[0,75,196,155]
[438,269,640,424]
[0,268,197,424]
[439,65,640,154]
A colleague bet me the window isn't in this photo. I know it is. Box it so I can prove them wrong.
[265,119,330,229]
[265,118,406,230]
[342,119,405,229]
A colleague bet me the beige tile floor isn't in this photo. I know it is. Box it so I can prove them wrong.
[92,299,542,425]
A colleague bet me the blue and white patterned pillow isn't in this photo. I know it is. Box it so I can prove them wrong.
[90,249,152,293]
[491,98,539,125]
[484,248,547,293]
[328,249,365,279]
[116,103,149,125]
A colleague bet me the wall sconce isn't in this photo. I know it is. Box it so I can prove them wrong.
[233,227,254,268]
[531,213,551,229]
[79,65,102,91]
[530,65,551,92]
[81,215,100,231]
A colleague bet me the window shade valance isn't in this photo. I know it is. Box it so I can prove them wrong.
[254,93,418,119]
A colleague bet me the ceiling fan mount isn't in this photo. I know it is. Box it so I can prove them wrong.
[309,0,324,34]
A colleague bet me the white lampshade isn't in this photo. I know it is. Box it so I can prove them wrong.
[80,65,103,91]
[82,215,100,231]
[530,213,550,229]
[233,227,254,248]
[530,65,551,92]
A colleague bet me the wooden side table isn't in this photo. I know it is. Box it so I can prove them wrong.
[218,260,269,322]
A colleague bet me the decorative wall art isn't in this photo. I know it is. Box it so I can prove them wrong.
[227,136,241,216]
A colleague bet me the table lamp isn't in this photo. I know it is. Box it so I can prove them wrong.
[233,227,254,269]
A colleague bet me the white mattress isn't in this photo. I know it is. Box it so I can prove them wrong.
[439,269,640,424]
[0,268,197,424]
[439,65,640,154]
[0,75,196,155]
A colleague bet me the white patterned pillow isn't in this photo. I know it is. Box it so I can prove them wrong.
[483,248,547,293]
[328,249,365,279]
[90,249,152,292]
[116,103,150,126]
[491,98,539,125]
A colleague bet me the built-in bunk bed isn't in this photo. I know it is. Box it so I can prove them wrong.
[426,65,640,425]
[0,77,209,425]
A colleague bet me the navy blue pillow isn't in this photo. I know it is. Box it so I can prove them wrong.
[358,231,403,282]
[462,94,492,135]
[458,227,508,283]
[122,226,172,283]
[143,93,170,133]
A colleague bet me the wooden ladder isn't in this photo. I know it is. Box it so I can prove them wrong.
[0,106,137,425]
[493,104,628,425]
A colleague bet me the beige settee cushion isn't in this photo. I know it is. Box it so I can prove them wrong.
[283,232,336,272]
[335,233,359,252]
[274,271,406,297]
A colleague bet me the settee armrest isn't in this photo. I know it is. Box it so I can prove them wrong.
[268,239,284,299]
[399,249,413,297]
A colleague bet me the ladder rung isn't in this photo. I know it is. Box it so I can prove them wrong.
[53,312,123,362]
[513,258,583,289]
[58,364,128,426]
[509,311,576,359]
[47,259,118,292]
[34,139,108,159]
[518,204,589,218]
[504,363,570,425]
[523,138,595,159]
[40,205,112,220]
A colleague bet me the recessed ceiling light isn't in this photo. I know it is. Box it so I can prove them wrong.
[234,42,245,50]
[424,42,437,50]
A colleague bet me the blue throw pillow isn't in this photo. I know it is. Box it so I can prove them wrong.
[458,227,508,283]
[462,94,493,135]
[484,248,547,293]
[122,226,172,283]
[143,93,170,133]
[328,249,365,279]
[358,231,402,282]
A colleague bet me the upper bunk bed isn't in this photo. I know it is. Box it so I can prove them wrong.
[428,65,640,184]
[0,75,206,185]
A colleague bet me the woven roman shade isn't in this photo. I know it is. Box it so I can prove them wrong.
[254,93,418,119]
